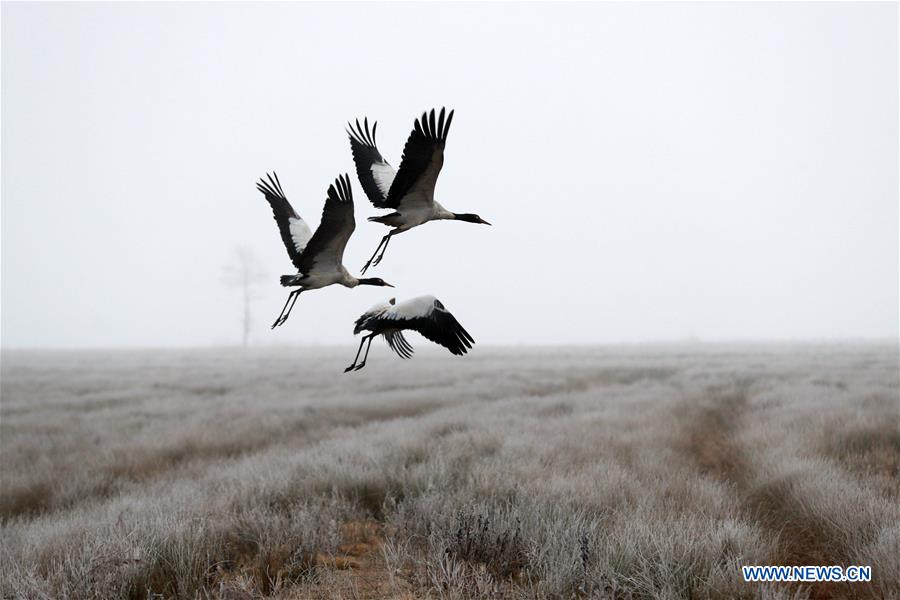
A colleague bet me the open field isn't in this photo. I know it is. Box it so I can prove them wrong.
[1,345,898,599]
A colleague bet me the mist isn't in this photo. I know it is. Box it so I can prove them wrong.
[2,2,897,348]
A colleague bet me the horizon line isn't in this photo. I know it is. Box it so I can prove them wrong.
[2,338,898,353]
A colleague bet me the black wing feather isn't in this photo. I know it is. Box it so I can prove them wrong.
[256,172,304,270]
[347,118,394,208]
[384,107,454,207]
[296,174,355,274]
[385,331,414,359]
[397,332,415,356]
[405,300,474,356]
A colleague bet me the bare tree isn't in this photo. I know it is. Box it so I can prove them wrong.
[221,246,267,347]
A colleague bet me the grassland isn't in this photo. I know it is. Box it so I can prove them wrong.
[1,345,897,599]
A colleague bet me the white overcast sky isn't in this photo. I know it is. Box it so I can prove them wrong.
[2,2,897,348]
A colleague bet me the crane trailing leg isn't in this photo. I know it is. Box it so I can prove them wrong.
[354,335,376,371]
[344,334,374,372]
[344,334,375,372]
[271,289,302,329]
[361,231,395,274]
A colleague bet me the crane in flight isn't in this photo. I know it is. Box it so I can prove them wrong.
[256,173,393,328]
[347,108,491,274]
[345,295,475,372]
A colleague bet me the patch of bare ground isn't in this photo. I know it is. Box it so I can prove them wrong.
[682,385,750,483]
[282,521,415,600]
[679,383,863,600]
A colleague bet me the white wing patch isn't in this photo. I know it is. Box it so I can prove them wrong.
[289,217,312,255]
[386,295,438,320]
[366,300,393,315]
[371,163,396,198]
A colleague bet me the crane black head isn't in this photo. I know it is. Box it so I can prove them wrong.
[453,213,491,225]
[358,277,394,287]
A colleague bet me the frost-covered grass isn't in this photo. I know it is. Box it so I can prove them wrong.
[1,345,897,599]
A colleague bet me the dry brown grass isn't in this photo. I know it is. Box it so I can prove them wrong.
[1,345,897,599]
[825,426,900,498]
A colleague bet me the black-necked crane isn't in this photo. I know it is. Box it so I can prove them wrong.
[347,108,491,274]
[256,172,393,329]
[344,295,474,372]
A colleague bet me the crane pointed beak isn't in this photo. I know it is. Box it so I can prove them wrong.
[479,218,492,226]
[384,282,395,288]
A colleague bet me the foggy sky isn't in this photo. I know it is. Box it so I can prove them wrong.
[2,2,897,348]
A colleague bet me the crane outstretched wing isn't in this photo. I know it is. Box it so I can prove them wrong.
[348,118,397,209]
[297,174,355,275]
[383,295,473,356]
[385,108,454,210]
[256,172,312,270]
